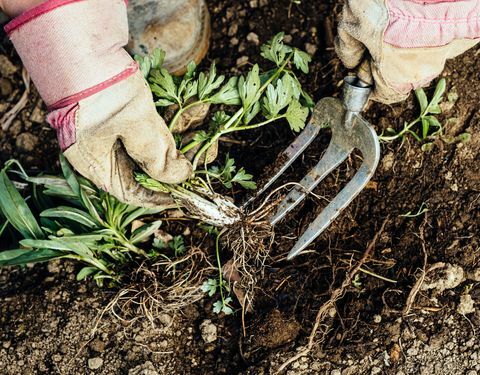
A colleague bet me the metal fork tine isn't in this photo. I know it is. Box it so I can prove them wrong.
[242,121,322,208]
[287,163,375,259]
[269,141,351,225]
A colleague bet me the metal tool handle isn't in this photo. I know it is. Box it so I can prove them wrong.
[343,76,372,127]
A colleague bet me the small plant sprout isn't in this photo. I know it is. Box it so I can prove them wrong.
[399,202,429,218]
[380,79,446,143]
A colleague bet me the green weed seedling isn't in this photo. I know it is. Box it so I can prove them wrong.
[380,79,446,143]
[0,157,177,286]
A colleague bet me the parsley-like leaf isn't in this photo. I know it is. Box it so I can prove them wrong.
[286,100,309,132]
[260,32,292,66]
[293,49,311,74]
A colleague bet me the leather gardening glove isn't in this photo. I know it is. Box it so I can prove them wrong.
[335,0,480,104]
[4,0,192,208]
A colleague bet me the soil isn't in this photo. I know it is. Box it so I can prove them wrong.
[1,1,479,374]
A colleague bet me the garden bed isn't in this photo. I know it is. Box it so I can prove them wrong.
[0,0,479,374]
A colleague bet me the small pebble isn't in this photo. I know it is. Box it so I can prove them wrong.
[200,319,217,344]
[246,32,260,45]
[305,43,317,56]
[16,132,39,153]
[88,357,103,370]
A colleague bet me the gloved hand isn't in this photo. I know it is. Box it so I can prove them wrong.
[4,0,193,208]
[335,0,480,104]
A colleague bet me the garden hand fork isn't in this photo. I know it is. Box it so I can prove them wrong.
[246,76,380,260]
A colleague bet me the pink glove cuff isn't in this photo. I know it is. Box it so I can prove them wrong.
[5,0,136,109]
[385,0,480,48]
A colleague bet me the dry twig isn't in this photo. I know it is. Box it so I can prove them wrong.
[1,68,30,131]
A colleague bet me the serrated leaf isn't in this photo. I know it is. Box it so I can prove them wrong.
[0,170,44,240]
[155,99,176,107]
[208,77,241,105]
[238,64,261,110]
[293,49,311,74]
[262,76,292,118]
[134,55,151,78]
[150,48,166,70]
[232,169,257,190]
[149,68,179,104]
[243,101,261,124]
[286,100,308,132]
[201,278,218,297]
[213,300,223,314]
[260,32,292,66]
[198,63,225,100]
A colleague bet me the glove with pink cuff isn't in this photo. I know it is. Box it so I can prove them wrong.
[4,0,192,208]
[336,0,480,104]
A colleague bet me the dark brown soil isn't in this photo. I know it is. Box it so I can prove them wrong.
[1,1,479,374]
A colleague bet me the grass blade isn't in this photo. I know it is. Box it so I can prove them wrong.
[0,170,44,240]
[41,206,99,228]
[0,248,63,266]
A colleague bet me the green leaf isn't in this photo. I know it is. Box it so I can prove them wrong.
[134,55,151,78]
[170,235,186,256]
[59,154,80,197]
[430,78,446,108]
[421,117,429,140]
[238,64,261,110]
[456,132,471,144]
[0,170,44,240]
[40,206,98,228]
[286,100,309,132]
[243,101,261,124]
[0,248,62,266]
[193,130,210,143]
[130,221,162,244]
[213,300,223,314]
[293,49,311,74]
[415,88,428,114]
[76,266,98,281]
[198,63,225,100]
[150,48,166,70]
[231,169,257,190]
[262,75,292,118]
[120,207,163,230]
[425,115,442,128]
[201,278,218,297]
[155,99,176,107]
[222,297,234,315]
[208,77,241,105]
[429,104,442,114]
[260,32,292,66]
[149,68,179,104]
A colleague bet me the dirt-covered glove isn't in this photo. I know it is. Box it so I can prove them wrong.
[4,0,192,208]
[335,0,480,104]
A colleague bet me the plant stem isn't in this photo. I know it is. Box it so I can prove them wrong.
[222,115,285,133]
[215,229,227,306]
[168,100,205,131]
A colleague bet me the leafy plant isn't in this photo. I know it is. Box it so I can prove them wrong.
[0,157,171,286]
[380,79,446,143]
[136,32,313,226]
